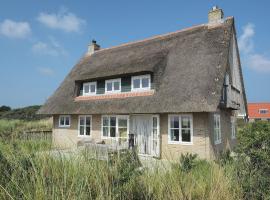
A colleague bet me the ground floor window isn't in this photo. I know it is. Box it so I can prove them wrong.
[102,115,129,144]
[59,115,70,127]
[79,115,91,136]
[214,114,221,144]
[168,114,193,144]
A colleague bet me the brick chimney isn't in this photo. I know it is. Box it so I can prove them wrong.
[208,6,224,24]
[87,40,100,55]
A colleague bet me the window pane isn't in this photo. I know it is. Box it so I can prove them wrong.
[90,84,95,93]
[84,85,89,93]
[118,118,127,127]
[114,81,120,91]
[110,117,116,127]
[110,127,116,137]
[65,117,70,126]
[182,129,191,142]
[103,117,109,126]
[86,127,90,136]
[119,128,127,138]
[133,79,140,89]
[107,82,112,91]
[80,117,85,126]
[142,77,149,88]
[103,127,109,137]
[153,129,158,140]
[86,117,91,126]
[170,129,179,141]
[80,126,84,135]
[181,117,190,128]
[170,116,179,128]
[60,117,65,125]
[153,117,157,128]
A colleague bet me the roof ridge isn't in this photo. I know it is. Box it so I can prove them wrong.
[84,24,206,57]
[83,16,234,56]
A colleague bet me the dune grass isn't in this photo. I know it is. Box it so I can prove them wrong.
[0,120,243,199]
[0,139,242,200]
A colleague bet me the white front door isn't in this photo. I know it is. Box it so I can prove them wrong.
[130,115,160,157]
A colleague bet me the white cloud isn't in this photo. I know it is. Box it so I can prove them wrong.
[0,19,31,38]
[247,54,270,72]
[238,23,255,54]
[37,9,86,33]
[239,23,270,73]
[37,67,55,76]
[32,38,67,56]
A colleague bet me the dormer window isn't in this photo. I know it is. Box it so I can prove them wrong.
[259,109,269,114]
[131,74,151,91]
[83,82,96,96]
[105,78,121,93]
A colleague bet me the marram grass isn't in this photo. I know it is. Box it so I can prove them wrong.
[0,139,242,200]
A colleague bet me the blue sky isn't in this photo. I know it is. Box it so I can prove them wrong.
[0,0,269,108]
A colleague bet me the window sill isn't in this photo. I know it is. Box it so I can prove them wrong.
[59,125,70,128]
[168,141,193,145]
[78,135,91,138]
[214,140,222,145]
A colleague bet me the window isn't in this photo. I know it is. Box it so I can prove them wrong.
[231,117,236,139]
[168,115,193,144]
[105,79,121,93]
[214,114,221,144]
[259,109,269,114]
[102,115,129,144]
[83,82,96,96]
[131,74,151,91]
[59,115,70,127]
[78,116,91,136]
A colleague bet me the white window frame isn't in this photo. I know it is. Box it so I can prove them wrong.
[231,116,236,139]
[101,115,129,141]
[168,114,193,145]
[78,115,92,137]
[105,78,121,93]
[214,114,221,144]
[131,74,151,91]
[83,82,97,96]
[59,115,71,128]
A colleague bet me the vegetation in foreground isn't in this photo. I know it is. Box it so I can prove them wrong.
[0,120,269,199]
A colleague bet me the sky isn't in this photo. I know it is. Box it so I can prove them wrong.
[0,0,270,108]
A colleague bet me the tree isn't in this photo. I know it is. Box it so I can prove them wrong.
[0,106,11,112]
[236,121,270,200]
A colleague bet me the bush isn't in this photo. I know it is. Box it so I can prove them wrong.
[179,153,198,172]
[236,121,270,199]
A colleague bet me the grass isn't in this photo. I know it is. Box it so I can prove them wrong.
[0,120,243,199]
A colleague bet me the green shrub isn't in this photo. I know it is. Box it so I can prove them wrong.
[236,121,270,200]
[179,153,198,172]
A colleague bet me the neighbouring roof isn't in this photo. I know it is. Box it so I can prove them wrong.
[38,17,235,115]
[248,103,270,119]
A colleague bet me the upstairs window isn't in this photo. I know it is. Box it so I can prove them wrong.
[214,114,221,144]
[105,78,121,93]
[83,82,96,96]
[168,115,193,144]
[59,115,70,127]
[131,74,151,91]
[259,109,269,114]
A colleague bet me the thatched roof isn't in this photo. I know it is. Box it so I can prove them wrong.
[38,17,237,115]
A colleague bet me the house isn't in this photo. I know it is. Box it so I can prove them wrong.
[38,7,247,160]
[248,103,270,122]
